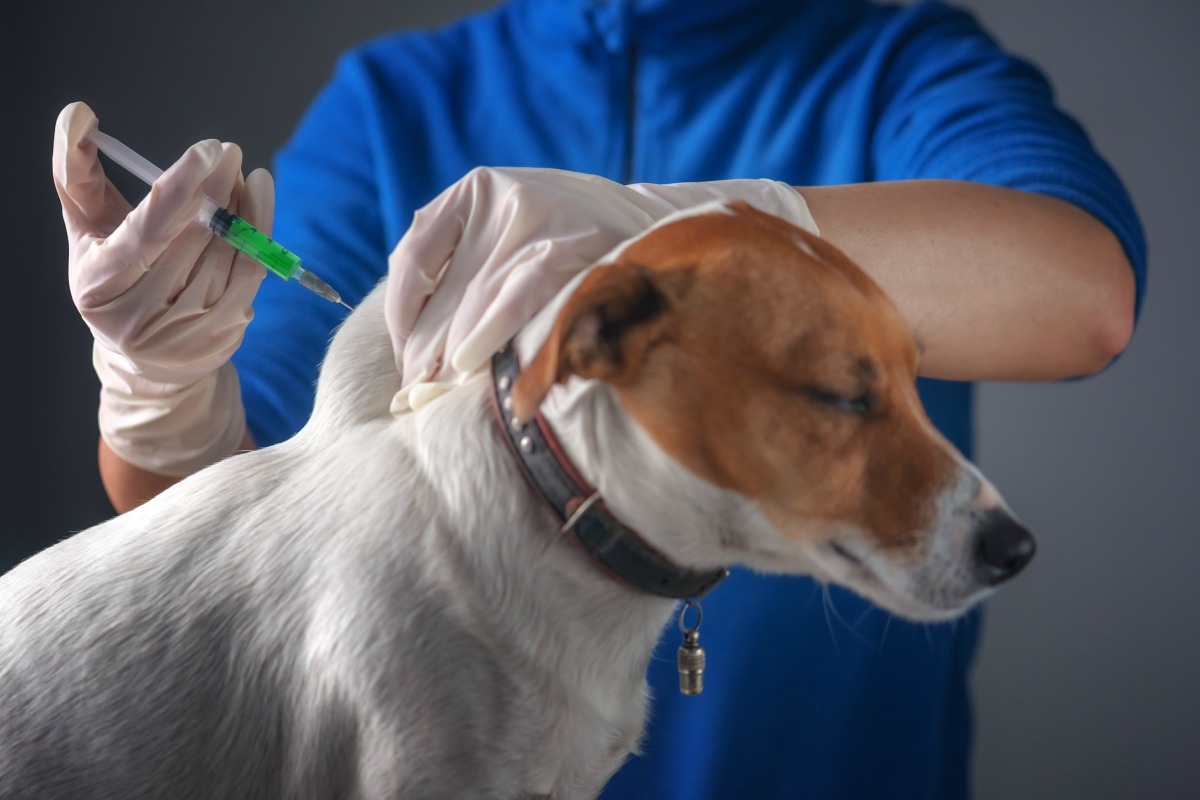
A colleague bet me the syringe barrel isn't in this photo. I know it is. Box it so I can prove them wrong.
[200,197,301,280]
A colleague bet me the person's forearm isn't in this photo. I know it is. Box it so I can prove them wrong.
[800,180,1136,382]
[98,430,257,514]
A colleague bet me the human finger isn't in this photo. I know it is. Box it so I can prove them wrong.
[52,101,133,239]
[385,190,470,370]
[71,139,224,309]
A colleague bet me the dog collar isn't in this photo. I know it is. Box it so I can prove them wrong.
[490,340,728,600]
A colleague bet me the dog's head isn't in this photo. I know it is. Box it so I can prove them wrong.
[511,202,1033,620]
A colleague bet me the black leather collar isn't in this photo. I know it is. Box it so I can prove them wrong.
[491,340,728,600]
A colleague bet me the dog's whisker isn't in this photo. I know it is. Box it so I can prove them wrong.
[820,585,843,657]
[878,614,895,652]
[851,602,876,630]
[822,587,876,649]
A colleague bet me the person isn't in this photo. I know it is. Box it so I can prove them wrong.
[53,0,1145,797]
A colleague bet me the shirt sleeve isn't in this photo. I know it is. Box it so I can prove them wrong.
[233,52,392,447]
[869,1,1147,318]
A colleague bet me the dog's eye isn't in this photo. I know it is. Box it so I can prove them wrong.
[807,387,876,416]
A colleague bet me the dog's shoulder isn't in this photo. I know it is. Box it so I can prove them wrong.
[308,279,400,433]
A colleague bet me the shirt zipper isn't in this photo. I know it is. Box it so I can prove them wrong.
[600,0,637,183]
[622,39,639,184]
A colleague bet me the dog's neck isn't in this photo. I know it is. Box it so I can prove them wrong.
[397,374,678,777]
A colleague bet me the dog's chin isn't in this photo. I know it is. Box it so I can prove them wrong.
[813,546,989,623]
[842,574,988,623]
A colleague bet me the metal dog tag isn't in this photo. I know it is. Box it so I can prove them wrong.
[677,629,706,696]
[677,600,706,696]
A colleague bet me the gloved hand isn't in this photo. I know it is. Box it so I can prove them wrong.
[54,101,270,476]
[385,166,817,413]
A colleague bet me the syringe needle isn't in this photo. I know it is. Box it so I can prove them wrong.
[294,265,352,309]
[86,124,351,311]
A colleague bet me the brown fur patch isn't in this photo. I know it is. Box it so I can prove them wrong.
[515,202,956,551]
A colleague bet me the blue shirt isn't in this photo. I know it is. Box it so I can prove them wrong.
[234,1,1146,797]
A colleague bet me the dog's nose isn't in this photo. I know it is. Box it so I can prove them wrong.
[973,509,1036,586]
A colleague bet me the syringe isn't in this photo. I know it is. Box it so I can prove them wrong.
[85,123,351,310]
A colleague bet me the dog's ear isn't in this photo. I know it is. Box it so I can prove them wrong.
[512,263,676,422]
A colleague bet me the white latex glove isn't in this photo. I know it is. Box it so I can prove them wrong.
[54,101,270,476]
[385,166,817,413]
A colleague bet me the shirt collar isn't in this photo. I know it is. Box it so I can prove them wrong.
[512,0,803,49]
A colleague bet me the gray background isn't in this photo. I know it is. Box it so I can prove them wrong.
[4,1,1196,797]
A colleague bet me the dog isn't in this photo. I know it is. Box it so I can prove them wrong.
[0,201,1033,799]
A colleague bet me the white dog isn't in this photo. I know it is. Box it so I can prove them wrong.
[0,202,1032,799]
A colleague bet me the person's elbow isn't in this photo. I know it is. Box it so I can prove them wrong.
[1071,226,1137,377]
